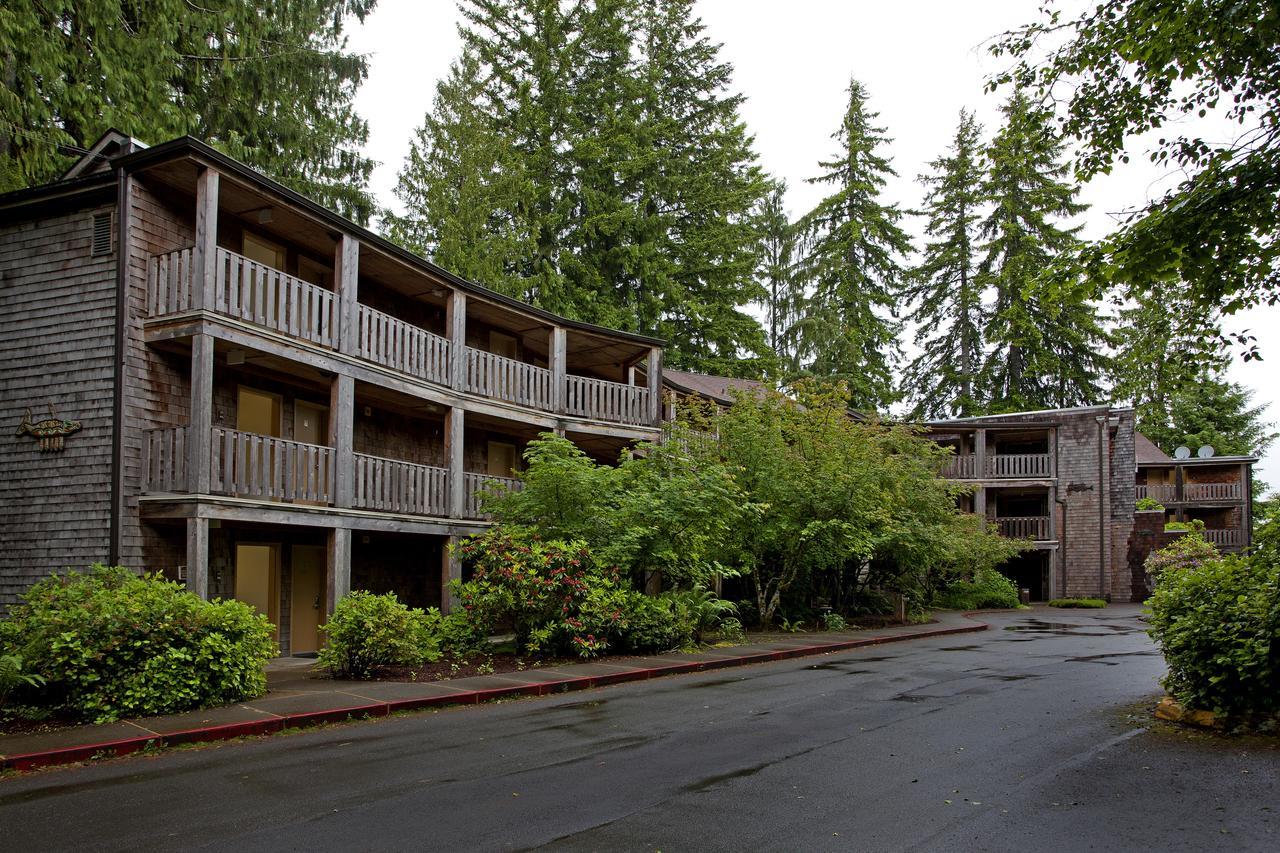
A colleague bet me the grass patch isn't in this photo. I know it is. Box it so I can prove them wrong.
[1047,598,1107,609]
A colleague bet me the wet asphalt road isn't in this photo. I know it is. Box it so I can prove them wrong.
[2,606,1277,852]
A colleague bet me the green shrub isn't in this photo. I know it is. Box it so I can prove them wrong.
[933,568,1021,610]
[4,565,274,723]
[667,587,737,643]
[1047,598,1107,609]
[0,653,45,706]
[318,591,440,679]
[1135,497,1165,512]
[1147,552,1279,718]
[821,611,848,631]
[1145,531,1218,583]
[715,617,746,644]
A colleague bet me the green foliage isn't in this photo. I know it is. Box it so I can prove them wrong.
[821,611,848,631]
[1147,551,1279,718]
[1164,520,1206,534]
[666,587,738,644]
[904,109,987,418]
[3,565,274,723]
[0,0,377,220]
[1047,598,1107,609]
[755,181,803,371]
[484,431,756,590]
[992,0,1280,321]
[777,616,808,634]
[933,568,1021,610]
[704,380,1024,625]
[0,653,45,706]
[715,617,746,644]
[791,79,911,410]
[1145,531,1219,583]
[318,591,441,679]
[391,0,770,370]
[1135,497,1166,512]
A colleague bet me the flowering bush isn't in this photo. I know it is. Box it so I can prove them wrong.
[2,565,274,723]
[1144,531,1219,583]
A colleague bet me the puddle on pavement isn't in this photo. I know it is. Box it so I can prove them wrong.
[684,761,773,792]
[683,677,744,690]
[938,645,983,651]
[548,699,608,711]
[1003,619,1139,637]
[980,673,1042,681]
[1066,651,1159,665]
[891,694,929,702]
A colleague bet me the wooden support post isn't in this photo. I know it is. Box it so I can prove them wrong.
[549,326,566,413]
[1242,462,1253,547]
[326,527,351,614]
[335,235,359,355]
[446,407,465,517]
[330,373,354,507]
[185,516,209,600]
[447,290,467,390]
[441,535,462,614]
[974,428,987,479]
[974,484,987,519]
[646,345,663,426]
[189,333,214,494]
[191,168,219,311]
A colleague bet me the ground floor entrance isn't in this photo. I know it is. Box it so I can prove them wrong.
[998,550,1052,601]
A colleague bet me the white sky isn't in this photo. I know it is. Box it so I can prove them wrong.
[346,1,1278,486]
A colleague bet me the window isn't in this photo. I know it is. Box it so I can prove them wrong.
[91,212,112,256]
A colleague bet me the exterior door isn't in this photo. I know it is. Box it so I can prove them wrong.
[487,441,518,477]
[235,543,280,644]
[290,545,326,654]
[294,400,328,446]
[237,387,282,437]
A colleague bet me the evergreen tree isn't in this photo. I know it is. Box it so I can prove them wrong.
[903,110,986,418]
[0,0,377,221]
[391,0,769,372]
[754,182,801,372]
[792,79,911,410]
[977,91,1105,411]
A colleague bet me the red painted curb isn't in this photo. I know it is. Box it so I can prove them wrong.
[0,618,986,773]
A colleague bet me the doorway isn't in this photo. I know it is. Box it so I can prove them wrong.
[290,545,326,654]
[235,543,280,643]
[237,386,282,437]
[294,400,328,446]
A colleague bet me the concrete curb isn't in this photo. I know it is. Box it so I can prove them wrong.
[1,618,987,773]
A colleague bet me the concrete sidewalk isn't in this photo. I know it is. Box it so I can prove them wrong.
[0,610,986,773]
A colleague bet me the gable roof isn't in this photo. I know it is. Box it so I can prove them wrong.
[663,369,766,405]
[1135,431,1172,464]
[60,129,147,181]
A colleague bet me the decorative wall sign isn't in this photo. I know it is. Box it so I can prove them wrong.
[16,404,82,452]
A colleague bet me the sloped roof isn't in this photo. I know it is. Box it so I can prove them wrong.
[662,369,766,405]
[1135,431,1172,464]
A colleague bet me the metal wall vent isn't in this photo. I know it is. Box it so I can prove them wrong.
[91,212,113,256]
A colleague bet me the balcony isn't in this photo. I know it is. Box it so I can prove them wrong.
[142,426,520,521]
[939,453,1052,479]
[147,247,655,427]
[1136,484,1177,503]
[1203,528,1245,548]
[995,516,1051,540]
[1135,482,1244,503]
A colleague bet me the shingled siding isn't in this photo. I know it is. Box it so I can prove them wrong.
[0,204,118,606]
[116,179,194,570]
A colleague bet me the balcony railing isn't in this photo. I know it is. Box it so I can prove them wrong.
[996,516,1051,540]
[937,452,1052,479]
[1136,484,1177,503]
[1204,528,1245,548]
[940,453,976,479]
[147,247,652,427]
[353,454,449,516]
[1183,482,1244,501]
[142,426,519,520]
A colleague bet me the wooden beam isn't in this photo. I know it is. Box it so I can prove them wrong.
[189,333,214,494]
[330,373,354,507]
[549,326,566,413]
[326,527,351,612]
[441,535,462,614]
[185,516,209,600]
[191,168,219,311]
[447,290,467,389]
[446,406,465,517]
[974,428,987,480]
[646,346,663,426]
[335,234,360,356]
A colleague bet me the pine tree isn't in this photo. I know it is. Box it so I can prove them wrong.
[792,79,911,410]
[977,91,1105,411]
[754,182,801,372]
[0,0,377,221]
[903,110,986,418]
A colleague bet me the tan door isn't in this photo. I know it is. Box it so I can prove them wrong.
[242,232,286,270]
[237,387,282,437]
[489,331,518,359]
[235,543,280,644]
[294,401,328,446]
[487,441,518,477]
[290,545,326,654]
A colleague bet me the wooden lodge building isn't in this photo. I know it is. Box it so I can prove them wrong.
[0,132,663,653]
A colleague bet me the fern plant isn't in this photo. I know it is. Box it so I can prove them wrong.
[0,653,45,705]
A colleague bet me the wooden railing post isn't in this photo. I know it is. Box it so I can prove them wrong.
[186,517,209,600]
[550,326,566,413]
[974,428,987,479]
[646,346,663,426]
[188,334,214,494]
[447,290,466,390]
[330,373,354,507]
[191,168,219,312]
[326,527,351,615]
[446,406,464,517]
[335,235,359,355]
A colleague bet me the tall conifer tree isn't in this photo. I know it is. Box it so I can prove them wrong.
[755,182,801,372]
[792,79,911,410]
[977,91,1105,411]
[904,110,986,418]
[0,0,377,221]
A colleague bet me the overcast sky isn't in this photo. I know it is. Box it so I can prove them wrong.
[346,1,1278,486]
